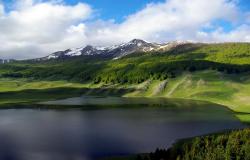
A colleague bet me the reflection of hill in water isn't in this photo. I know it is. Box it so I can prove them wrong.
[42,97,238,121]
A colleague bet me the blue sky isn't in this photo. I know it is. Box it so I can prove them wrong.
[238,0,250,11]
[2,0,166,22]
[0,0,250,59]
[66,0,165,22]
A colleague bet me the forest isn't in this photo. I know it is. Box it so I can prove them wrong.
[135,129,250,160]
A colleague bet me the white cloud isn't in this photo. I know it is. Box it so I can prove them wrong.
[0,0,91,59]
[0,0,249,59]
[0,4,4,16]
[84,0,239,44]
[196,25,250,42]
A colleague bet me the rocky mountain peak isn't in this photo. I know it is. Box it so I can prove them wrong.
[36,39,194,61]
[129,39,147,45]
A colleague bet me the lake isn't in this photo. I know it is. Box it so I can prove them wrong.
[0,97,246,160]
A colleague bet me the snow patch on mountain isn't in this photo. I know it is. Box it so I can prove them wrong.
[39,39,191,61]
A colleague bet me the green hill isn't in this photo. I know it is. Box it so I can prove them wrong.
[1,43,250,83]
[0,43,250,120]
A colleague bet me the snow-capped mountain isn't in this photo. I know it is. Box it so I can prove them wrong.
[0,39,193,64]
[31,39,193,61]
[0,39,193,63]
[39,39,159,60]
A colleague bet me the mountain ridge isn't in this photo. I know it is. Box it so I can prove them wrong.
[1,40,250,63]
[35,39,192,61]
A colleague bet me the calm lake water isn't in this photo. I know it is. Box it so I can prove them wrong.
[0,97,246,160]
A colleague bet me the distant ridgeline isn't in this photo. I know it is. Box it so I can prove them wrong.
[0,59,14,64]
[1,40,250,84]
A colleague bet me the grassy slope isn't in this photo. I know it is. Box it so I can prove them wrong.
[0,78,136,105]
[1,70,250,111]
[0,78,87,105]
[126,70,250,123]
[123,70,250,112]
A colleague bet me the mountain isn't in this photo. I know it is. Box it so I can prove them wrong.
[37,39,159,60]
[37,39,189,61]
[0,39,192,62]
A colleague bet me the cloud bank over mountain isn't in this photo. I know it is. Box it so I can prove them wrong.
[0,0,250,59]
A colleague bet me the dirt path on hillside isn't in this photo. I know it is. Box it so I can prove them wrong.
[152,80,168,96]
[166,75,189,97]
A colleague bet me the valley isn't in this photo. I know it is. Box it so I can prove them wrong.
[1,41,250,117]
[1,40,250,159]
[1,0,250,159]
